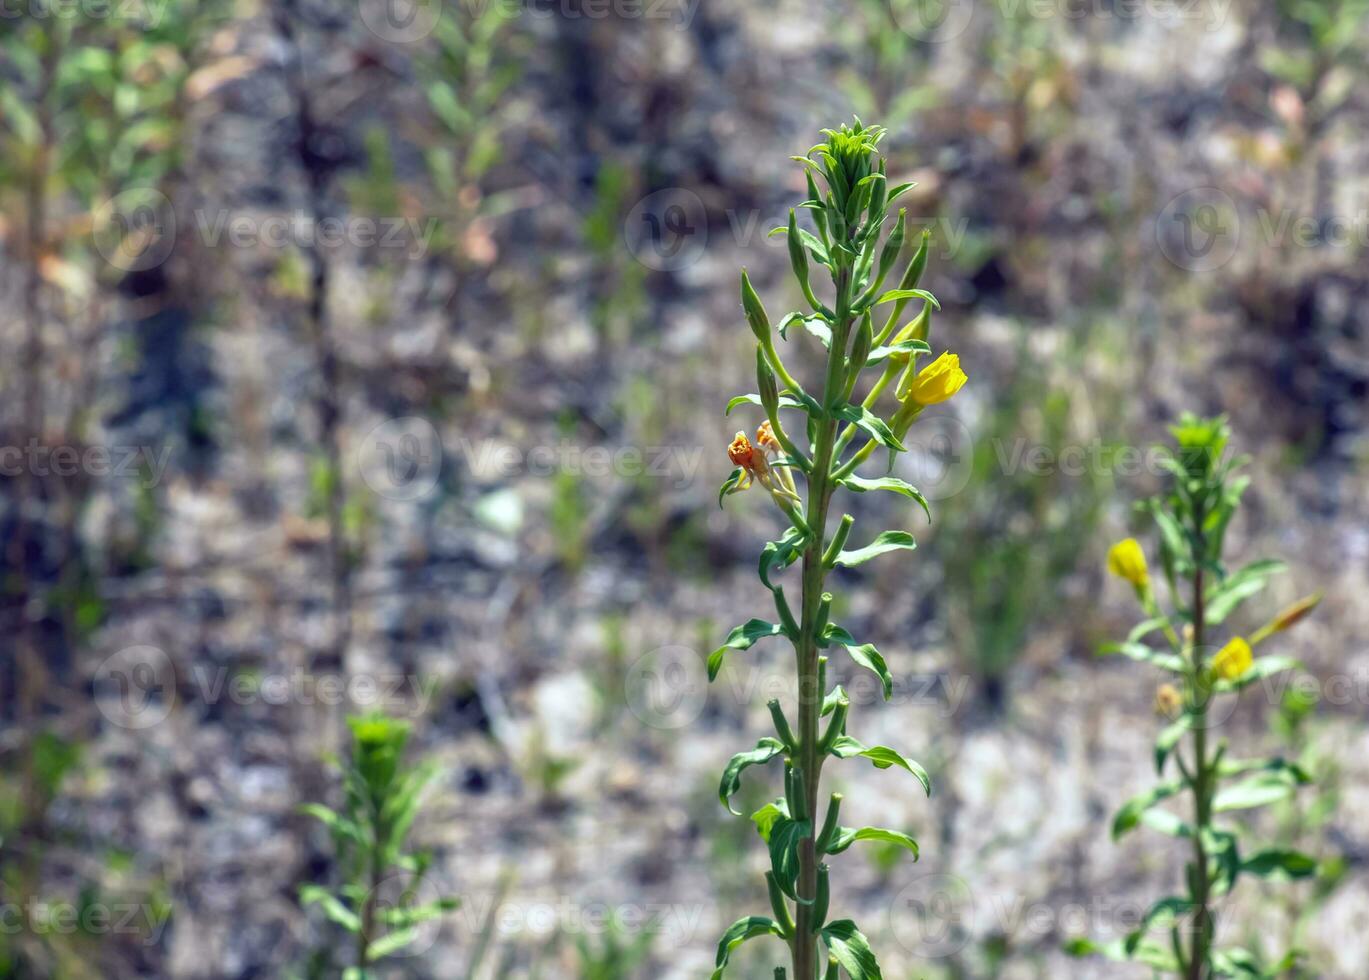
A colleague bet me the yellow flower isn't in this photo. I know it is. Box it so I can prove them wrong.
[898,351,967,406]
[1212,637,1253,681]
[1154,683,1183,719]
[1106,538,1149,589]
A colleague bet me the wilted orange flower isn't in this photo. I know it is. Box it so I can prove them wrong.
[728,431,768,478]
[1154,684,1183,719]
[756,420,781,454]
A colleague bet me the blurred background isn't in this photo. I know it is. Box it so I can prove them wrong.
[1,0,1367,976]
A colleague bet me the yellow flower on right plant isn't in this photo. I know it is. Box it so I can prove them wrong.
[1212,637,1253,681]
[899,351,967,406]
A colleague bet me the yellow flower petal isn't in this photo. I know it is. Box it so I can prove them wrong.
[899,351,967,406]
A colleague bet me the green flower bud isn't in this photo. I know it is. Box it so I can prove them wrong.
[757,344,780,418]
[740,268,770,343]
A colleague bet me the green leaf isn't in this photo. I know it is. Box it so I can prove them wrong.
[821,920,883,980]
[867,338,931,365]
[776,311,834,345]
[838,475,930,522]
[1112,781,1183,840]
[1099,641,1185,673]
[709,620,786,680]
[719,738,786,814]
[367,926,420,960]
[1216,756,1310,782]
[872,287,939,310]
[1240,848,1317,881]
[719,467,747,508]
[821,625,893,698]
[1204,559,1285,624]
[760,526,810,591]
[726,393,806,415]
[711,916,785,979]
[825,826,919,859]
[821,684,848,716]
[831,403,906,453]
[832,530,916,568]
[1138,808,1193,838]
[300,885,361,933]
[766,814,812,899]
[1213,774,1299,812]
[380,897,460,928]
[828,735,931,796]
[750,799,788,842]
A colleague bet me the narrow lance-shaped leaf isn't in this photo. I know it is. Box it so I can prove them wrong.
[832,530,916,568]
[719,738,786,814]
[711,916,785,980]
[828,734,931,796]
[709,619,786,680]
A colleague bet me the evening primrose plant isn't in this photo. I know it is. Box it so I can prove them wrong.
[710,120,965,980]
[1071,415,1322,979]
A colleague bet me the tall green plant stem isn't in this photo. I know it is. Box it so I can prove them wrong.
[1187,535,1211,980]
[791,269,853,980]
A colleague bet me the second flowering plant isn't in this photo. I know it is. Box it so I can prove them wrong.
[709,120,966,979]
[1073,415,1321,979]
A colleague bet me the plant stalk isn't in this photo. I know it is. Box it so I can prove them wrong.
[791,268,852,979]
[1187,535,1211,980]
